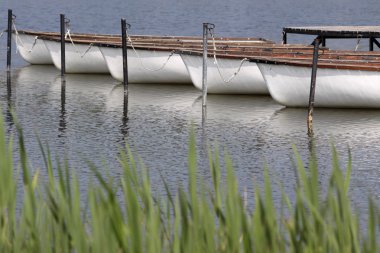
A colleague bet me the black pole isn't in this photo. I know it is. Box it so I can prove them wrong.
[369,37,374,51]
[307,37,321,133]
[202,23,209,107]
[7,9,13,71]
[282,31,287,44]
[60,14,65,77]
[121,19,129,118]
[321,37,326,47]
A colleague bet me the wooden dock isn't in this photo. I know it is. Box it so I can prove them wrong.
[282,26,380,50]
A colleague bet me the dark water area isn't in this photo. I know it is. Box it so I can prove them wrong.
[1,0,380,218]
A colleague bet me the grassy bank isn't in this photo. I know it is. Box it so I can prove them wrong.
[0,113,379,253]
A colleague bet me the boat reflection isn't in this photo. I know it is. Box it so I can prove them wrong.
[266,107,380,145]
[191,94,282,125]
[13,65,200,142]
[13,65,59,83]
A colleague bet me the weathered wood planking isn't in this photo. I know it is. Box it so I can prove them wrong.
[283,26,380,38]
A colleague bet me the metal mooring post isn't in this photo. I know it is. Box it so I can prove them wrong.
[202,23,214,107]
[307,36,321,133]
[7,9,13,71]
[121,19,130,118]
[282,31,287,44]
[369,37,374,51]
[60,14,66,77]
[202,23,208,107]
[321,37,326,47]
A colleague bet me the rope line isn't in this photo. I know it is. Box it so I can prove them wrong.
[12,20,39,53]
[208,27,248,83]
[12,19,21,54]
[126,29,175,72]
[65,29,94,58]
[27,36,39,52]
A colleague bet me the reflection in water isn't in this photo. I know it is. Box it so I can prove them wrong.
[308,133,316,160]
[264,107,380,190]
[272,107,315,137]
[4,65,380,222]
[58,79,66,137]
[201,100,207,135]
[307,120,314,137]
[121,97,129,143]
[191,94,283,178]
[2,0,380,228]
[201,102,207,127]
[267,107,380,141]
[120,114,129,142]
[192,94,284,158]
[5,71,13,129]
[201,101,208,154]
[7,72,11,103]
[192,94,281,123]
[122,84,129,142]
[123,85,129,120]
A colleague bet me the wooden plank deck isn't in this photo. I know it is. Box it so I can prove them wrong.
[282,26,380,50]
[283,26,380,38]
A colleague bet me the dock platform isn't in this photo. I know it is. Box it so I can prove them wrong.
[282,26,380,50]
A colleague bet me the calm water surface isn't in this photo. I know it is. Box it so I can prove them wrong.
[1,0,380,214]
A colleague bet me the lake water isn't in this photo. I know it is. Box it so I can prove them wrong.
[1,0,380,214]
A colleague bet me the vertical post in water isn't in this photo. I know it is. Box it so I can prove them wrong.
[307,36,321,134]
[60,14,65,77]
[369,37,374,51]
[121,19,129,118]
[202,23,209,107]
[7,9,13,71]
[282,31,287,44]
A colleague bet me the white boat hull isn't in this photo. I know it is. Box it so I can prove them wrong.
[44,40,109,73]
[99,46,192,83]
[258,63,380,108]
[180,54,268,94]
[13,33,53,64]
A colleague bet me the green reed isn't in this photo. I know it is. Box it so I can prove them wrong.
[0,112,379,252]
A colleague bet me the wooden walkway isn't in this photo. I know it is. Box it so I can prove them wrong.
[282,26,380,50]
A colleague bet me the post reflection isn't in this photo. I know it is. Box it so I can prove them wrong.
[307,120,314,137]
[120,106,129,141]
[202,104,207,130]
[6,71,11,103]
[200,103,208,161]
[5,71,13,128]
[58,79,67,137]
[201,104,207,140]
[307,129,316,162]
[119,86,129,143]
[123,90,128,119]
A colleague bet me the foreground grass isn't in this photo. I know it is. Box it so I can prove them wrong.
[0,114,379,253]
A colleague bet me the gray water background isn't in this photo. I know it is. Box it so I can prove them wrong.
[1,0,380,217]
